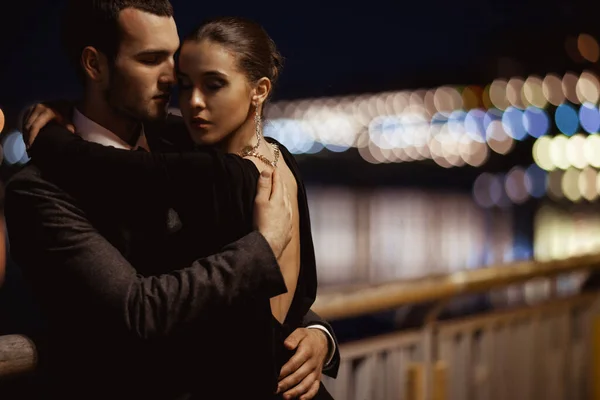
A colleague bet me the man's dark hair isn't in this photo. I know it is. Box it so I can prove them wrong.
[61,0,174,83]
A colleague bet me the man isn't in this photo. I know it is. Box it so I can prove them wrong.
[6,0,339,399]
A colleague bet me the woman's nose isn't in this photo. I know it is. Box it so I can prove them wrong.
[190,88,206,109]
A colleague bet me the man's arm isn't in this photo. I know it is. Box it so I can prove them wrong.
[4,169,288,340]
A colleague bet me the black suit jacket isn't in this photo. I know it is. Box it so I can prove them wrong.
[5,118,339,399]
[5,164,290,399]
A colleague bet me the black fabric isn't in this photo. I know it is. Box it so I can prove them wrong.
[7,115,339,399]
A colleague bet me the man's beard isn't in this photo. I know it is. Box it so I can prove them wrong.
[104,72,168,125]
[104,87,162,125]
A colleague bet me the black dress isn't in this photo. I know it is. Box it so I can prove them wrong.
[28,117,332,399]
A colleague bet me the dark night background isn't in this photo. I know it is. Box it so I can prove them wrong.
[0,0,599,345]
[0,0,597,122]
[0,0,596,189]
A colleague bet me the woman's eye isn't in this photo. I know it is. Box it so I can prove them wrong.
[206,80,225,91]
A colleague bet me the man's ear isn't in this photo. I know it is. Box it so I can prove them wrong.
[81,46,110,83]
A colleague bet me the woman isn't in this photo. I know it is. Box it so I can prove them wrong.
[26,17,332,400]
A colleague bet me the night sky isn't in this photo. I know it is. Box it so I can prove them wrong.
[0,0,596,123]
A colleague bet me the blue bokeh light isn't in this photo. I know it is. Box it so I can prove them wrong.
[579,103,600,134]
[502,107,527,140]
[523,107,549,138]
[555,103,579,136]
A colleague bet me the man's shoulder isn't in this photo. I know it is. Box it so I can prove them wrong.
[5,163,71,202]
[6,163,43,188]
[4,164,48,218]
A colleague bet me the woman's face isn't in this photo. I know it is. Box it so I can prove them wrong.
[177,40,254,146]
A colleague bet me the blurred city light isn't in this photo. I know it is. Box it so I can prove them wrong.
[1,131,29,165]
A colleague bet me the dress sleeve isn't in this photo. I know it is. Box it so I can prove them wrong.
[28,122,260,230]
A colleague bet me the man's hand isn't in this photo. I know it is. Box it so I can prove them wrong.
[22,102,75,148]
[254,169,293,259]
[277,328,329,400]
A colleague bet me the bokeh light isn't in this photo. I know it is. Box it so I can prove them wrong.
[562,72,581,104]
[562,168,581,202]
[542,74,565,106]
[585,134,600,168]
[434,86,462,116]
[533,136,554,171]
[575,71,600,104]
[464,109,486,143]
[523,107,549,138]
[555,103,579,136]
[259,68,600,178]
[578,33,600,63]
[481,84,493,110]
[549,135,570,170]
[579,166,598,201]
[565,134,587,170]
[506,78,525,109]
[523,76,547,108]
[462,86,482,110]
[579,103,600,133]
[547,170,564,200]
[566,35,585,63]
[1,130,29,165]
[525,164,547,198]
[486,120,514,155]
[505,167,529,204]
[490,79,509,110]
[463,139,488,167]
[473,173,503,208]
[502,106,527,140]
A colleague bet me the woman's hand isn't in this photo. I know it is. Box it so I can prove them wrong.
[23,101,75,148]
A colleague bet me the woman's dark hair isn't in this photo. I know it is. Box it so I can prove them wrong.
[185,16,284,100]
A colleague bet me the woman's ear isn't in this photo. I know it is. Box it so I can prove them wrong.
[252,77,272,106]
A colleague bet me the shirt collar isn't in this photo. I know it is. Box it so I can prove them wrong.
[72,108,150,151]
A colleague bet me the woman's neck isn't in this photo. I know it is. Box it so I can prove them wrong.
[221,116,275,160]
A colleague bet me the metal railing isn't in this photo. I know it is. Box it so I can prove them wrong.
[312,253,600,320]
[2,253,600,400]
[0,334,37,380]
[321,292,599,400]
[313,253,600,400]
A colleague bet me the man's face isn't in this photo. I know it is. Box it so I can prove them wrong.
[105,8,179,123]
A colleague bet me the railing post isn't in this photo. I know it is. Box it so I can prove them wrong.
[432,361,447,400]
[592,314,600,400]
[406,363,424,400]
[422,299,450,400]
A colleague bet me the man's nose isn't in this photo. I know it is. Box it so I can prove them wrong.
[160,62,177,87]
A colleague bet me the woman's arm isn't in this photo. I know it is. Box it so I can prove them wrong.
[28,122,258,210]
